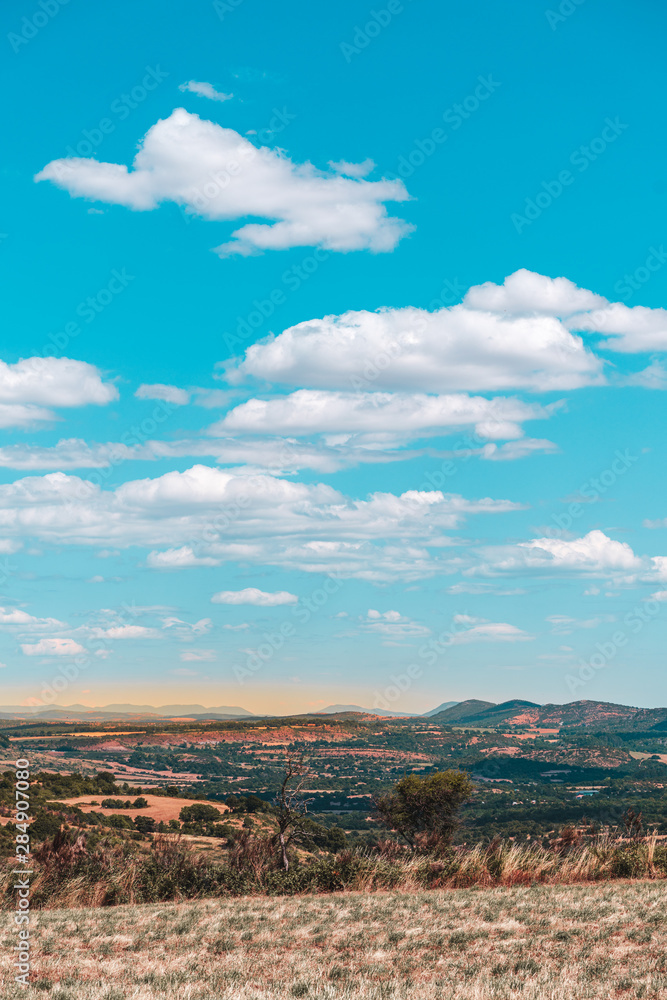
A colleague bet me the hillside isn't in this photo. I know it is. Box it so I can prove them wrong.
[14,883,666,998]
[428,699,496,723]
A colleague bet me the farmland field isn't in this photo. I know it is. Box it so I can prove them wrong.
[2,881,666,998]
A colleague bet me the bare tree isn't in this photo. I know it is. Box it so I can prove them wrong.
[273,754,312,871]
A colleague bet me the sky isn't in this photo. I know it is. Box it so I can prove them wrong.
[1,0,667,714]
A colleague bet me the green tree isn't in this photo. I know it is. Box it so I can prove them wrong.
[179,802,224,834]
[375,770,474,851]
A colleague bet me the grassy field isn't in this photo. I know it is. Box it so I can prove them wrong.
[2,881,666,999]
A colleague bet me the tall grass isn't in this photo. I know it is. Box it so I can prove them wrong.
[3,829,666,909]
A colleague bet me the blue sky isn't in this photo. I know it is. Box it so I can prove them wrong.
[2,0,667,713]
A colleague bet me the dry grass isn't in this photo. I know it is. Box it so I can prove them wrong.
[1,881,666,998]
[54,794,229,824]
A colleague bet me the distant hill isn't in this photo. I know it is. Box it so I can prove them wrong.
[457,700,541,726]
[0,703,255,721]
[428,700,496,723]
[426,699,667,732]
[532,700,667,731]
[317,704,419,718]
[422,701,459,717]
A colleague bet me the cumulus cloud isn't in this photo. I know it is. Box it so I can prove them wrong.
[0,465,521,580]
[0,357,117,425]
[0,357,117,406]
[178,80,233,102]
[213,390,555,439]
[566,303,667,353]
[463,269,606,316]
[229,288,603,395]
[226,268,667,393]
[0,608,66,630]
[470,530,667,583]
[21,637,86,656]
[135,384,190,405]
[35,108,412,256]
[146,546,220,568]
[211,587,298,606]
[519,531,640,572]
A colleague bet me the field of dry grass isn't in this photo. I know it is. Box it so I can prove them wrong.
[54,794,229,824]
[2,881,665,998]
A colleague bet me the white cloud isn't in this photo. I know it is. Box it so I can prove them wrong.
[226,268,667,393]
[0,357,117,406]
[567,303,667,353]
[480,438,559,461]
[214,390,555,439]
[135,383,190,405]
[211,587,298,606]
[519,531,640,572]
[0,404,56,428]
[361,609,430,638]
[94,625,158,639]
[161,616,212,637]
[0,607,66,630]
[0,465,521,581]
[0,358,117,425]
[178,80,233,102]
[146,546,220,568]
[328,158,375,178]
[546,614,615,635]
[223,622,250,630]
[229,294,603,394]
[470,530,663,582]
[449,622,534,644]
[21,637,86,656]
[463,269,606,316]
[624,361,667,389]
[179,649,216,661]
[36,108,412,256]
